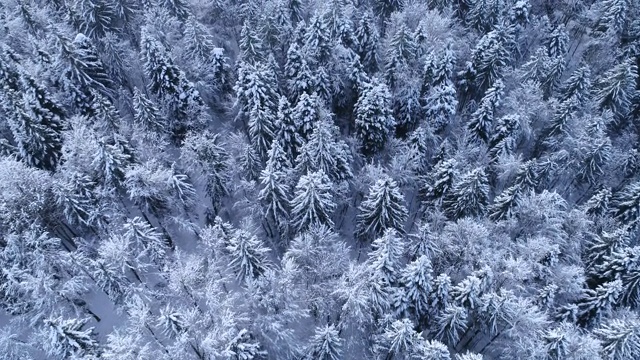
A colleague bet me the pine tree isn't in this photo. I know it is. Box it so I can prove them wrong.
[374,0,403,19]
[41,316,99,358]
[598,0,633,35]
[274,96,302,162]
[375,318,424,360]
[141,29,206,134]
[354,79,395,155]
[295,114,352,182]
[72,0,119,38]
[248,103,277,161]
[285,42,314,102]
[0,59,65,170]
[559,65,591,105]
[259,165,290,237]
[354,11,379,73]
[425,83,458,132]
[401,255,434,321]
[435,305,468,346]
[132,87,166,135]
[594,312,640,360]
[594,58,638,118]
[356,175,408,240]
[466,0,505,33]
[488,114,519,162]
[585,187,613,217]
[467,80,504,143]
[303,325,342,360]
[181,130,230,216]
[239,21,264,63]
[543,24,569,58]
[467,24,515,92]
[612,181,640,224]
[425,158,457,203]
[443,167,490,219]
[66,32,115,97]
[227,229,271,281]
[291,170,336,233]
[292,92,320,142]
[304,13,332,64]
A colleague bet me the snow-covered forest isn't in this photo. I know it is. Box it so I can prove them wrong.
[1,0,640,358]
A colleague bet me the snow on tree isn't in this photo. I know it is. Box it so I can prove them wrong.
[443,167,490,219]
[294,112,353,182]
[466,0,505,33]
[400,255,434,321]
[290,170,336,233]
[367,228,405,287]
[594,58,638,119]
[612,180,640,225]
[227,228,271,281]
[132,87,167,135]
[40,316,99,358]
[355,174,408,240]
[292,92,320,142]
[304,13,332,64]
[259,164,291,238]
[464,24,515,93]
[375,318,424,360]
[71,0,119,39]
[354,11,379,73]
[141,28,207,135]
[467,79,504,143]
[559,64,592,105]
[303,324,342,360]
[435,305,468,346]
[274,96,303,162]
[239,21,264,63]
[425,83,458,132]
[594,311,640,360]
[354,78,396,155]
[285,42,314,102]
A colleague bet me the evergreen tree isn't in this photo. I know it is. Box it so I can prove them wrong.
[612,181,640,224]
[132,87,166,135]
[354,11,379,73]
[354,79,395,155]
[559,65,592,105]
[41,317,99,358]
[141,29,207,134]
[401,255,433,321]
[290,170,336,233]
[443,167,490,219]
[466,24,515,92]
[425,84,458,132]
[594,312,640,360]
[292,92,320,142]
[181,130,230,217]
[303,325,342,360]
[227,229,271,281]
[356,175,408,240]
[594,58,638,118]
[285,42,314,102]
[239,21,265,63]
[304,13,332,64]
[259,163,290,237]
[375,318,424,360]
[274,96,302,162]
[66,32,115,97]
[467,80,504,143]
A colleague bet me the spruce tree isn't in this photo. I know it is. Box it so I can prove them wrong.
[290,170,336,233]
[354,79,395,155]
[356,175,408,240]
[443,168,490,219]
[303,325,343,360]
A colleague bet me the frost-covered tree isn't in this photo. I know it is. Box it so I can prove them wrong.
[303,324,342,360]
[291,170,336,233]
[594,58,638,119]
[141,28,206,135]
[354,78,395,155]
[594,312,640,360]
[443,168,490,219]
[227,229,271,281]
[356,175,408,240]
[467,79,504,143]
[40,316,99,358]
